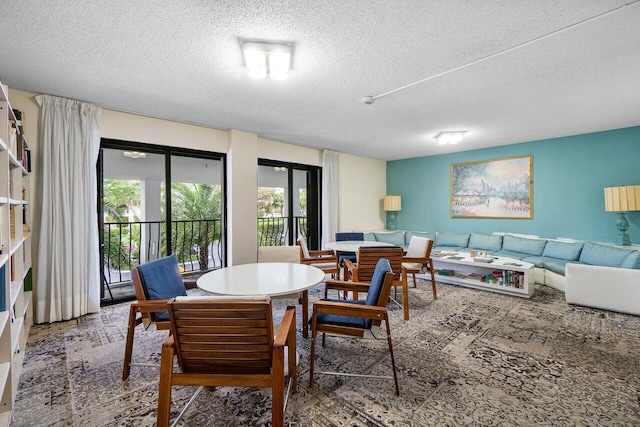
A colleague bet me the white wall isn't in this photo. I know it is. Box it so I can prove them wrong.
[9,88,387,274]
[338,153,387,232]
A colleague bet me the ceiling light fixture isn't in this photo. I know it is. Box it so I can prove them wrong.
[123,151,147,159]
[241,40,293,80]
[435,131,466,145]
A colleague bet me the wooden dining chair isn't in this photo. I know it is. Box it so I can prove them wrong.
[402,236,437,299]
[344,246,410,320]
[157,296,298,426]
[122,255,196,381]
[297,236,339,278]
[309,258,399,395]
[257,245,311,338]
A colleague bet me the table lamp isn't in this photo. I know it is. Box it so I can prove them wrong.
[383,195,402,231]
[604,185,640,245]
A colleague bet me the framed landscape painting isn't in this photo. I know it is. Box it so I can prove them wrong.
[451,155,533,219]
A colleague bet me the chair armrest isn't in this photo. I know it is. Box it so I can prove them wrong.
[402,256,427,263]
[301,256,338,265]
[324,280,371,293]
[162,334,175,348]
[131,299,170,313]
[274,306,296,347]
[313,300,387,320]
[309,249,336,257]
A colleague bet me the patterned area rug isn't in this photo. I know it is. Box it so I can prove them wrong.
[13,280,640,426]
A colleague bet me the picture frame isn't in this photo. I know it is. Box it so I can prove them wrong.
[451,155,533,219]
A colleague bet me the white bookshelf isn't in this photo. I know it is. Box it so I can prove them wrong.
[0,81,32,426]
[418,252,535,298]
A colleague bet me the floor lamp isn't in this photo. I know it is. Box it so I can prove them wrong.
[604,185,640,245]
[384,195,401,231]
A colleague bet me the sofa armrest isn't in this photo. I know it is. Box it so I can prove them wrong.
[565,263,640,316]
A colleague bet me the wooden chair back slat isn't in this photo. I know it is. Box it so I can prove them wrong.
[169,299,274,374]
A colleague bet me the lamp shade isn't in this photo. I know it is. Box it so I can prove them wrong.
[383,195,402,211]
[604,185,640,212]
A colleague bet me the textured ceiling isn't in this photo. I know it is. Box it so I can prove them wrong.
[0,1,639,160]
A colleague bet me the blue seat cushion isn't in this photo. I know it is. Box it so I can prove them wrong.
[136,255,187,322]
[621,251,640,269]
[495,250,528,260]
[406,231,436,244]
[579,242,635,267]
[315,299,368,329]
[521,256,546,268]
[339,253,357,264]
[336,232,364,241]
[435,233,470,248]
[373,231,405,246]
[542,241,584,261]
[501,235,547,256]
[468,233,503,252]
[543,259,580,276]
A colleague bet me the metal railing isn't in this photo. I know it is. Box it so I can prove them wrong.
[102,219,223,287]
[257,216,307,246]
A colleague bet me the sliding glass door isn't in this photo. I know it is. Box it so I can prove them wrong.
[98,140,225,304]
[257,160,321,249]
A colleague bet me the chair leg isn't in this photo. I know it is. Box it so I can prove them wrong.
[412,272,417,288]
[122,305,139,381]
[428,260,437,300]
[157,342,175,426]
[384,315,400,396]
[309,325,318,387]
[272,348,285,427]
[402,278,409,321]
[300,290,309,338]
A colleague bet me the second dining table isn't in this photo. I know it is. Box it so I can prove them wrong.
[197,262,326,338]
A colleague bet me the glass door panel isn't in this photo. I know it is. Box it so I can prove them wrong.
[170,155,224,273]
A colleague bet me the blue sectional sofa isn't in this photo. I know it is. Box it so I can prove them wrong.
[364,230,640,316]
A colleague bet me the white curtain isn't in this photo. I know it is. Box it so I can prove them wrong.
[35,95,102,323]
[322,149,339,248]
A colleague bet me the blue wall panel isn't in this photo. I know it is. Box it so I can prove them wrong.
[387,126,640,243]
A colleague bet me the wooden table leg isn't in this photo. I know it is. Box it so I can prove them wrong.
[301,290,309,338]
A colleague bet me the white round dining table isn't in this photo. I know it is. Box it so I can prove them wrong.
[197,262,325,337]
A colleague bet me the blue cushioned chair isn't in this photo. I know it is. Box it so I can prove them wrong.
[122,255,196,380]
[309,258,399,395]
[335,232,364,265]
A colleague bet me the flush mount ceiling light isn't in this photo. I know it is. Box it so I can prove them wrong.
[241,40,293,80]
[434,131,467,145]
[123,151,146,159]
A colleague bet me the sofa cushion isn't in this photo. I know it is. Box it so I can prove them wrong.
[542,240,584,261]
[543,259,580,276]
[521,256,546,268]
[406,231,436,245]
[579,242,634,267]
[495,250,528,260]
[620,251,640,269]
[435,233,470,248]
[363,232,376,242]
[373,231,404,246]
[468,233,503,252]
[501,235,547,256]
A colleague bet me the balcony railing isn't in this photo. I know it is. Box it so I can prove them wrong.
[102,219,223,288]
[258,216,307,246]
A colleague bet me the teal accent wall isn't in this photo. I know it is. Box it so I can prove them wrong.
[387,126,640,244]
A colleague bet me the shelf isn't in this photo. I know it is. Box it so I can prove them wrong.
[10,317,23,354]
[10,281,22,307]
[8,199,22,206]
[0,254,8,268]
[0,137,5,152]
[9,238,25,255]
[0,197,7,204]
[22,292,31,318]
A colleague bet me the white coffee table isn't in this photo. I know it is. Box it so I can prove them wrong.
[197,262,326,337]
[420,252,535,298]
